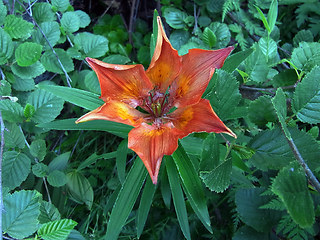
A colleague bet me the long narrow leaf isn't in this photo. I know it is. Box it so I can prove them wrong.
[136,177,157,238]
[38,85,103,110]
[166,156,191,240]
[116,139,128,184]
[172,143,212,233]
[105,158,147,240]
[37,118,132,138]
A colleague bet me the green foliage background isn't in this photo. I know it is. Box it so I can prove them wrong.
[1,0,320,239]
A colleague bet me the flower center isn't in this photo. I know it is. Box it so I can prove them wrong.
[143,89,171,120]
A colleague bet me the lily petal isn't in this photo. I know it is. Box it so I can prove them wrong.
[170,99,236,138]
[128,122,180,184]
[75,100,147,127]
[86,57,153,107]
[169,46,234,108]
[146,16,181,92]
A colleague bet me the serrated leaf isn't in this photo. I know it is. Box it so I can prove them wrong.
[169,29,190,51]
[0,0,7,25]
[207,69,241,120]
[12,61,45,79]
[61,11,80,33]
[3,151,31,190]
[200,133,219,171]
[38,219,77,240]
[105,158,147,240]
[33,21,61,50]
[4,122,25,148]
[222,47,253,73]
[66,171,93,209]
[200,159,232,193]
[12,78,35,91]
[245,48,269,83]
[249,95,277,126]
[0,99,24,123]
[0,28,13,65]
[293,30,313,47]
[74,32,109,58]
[33,2,55,23]
[0,79,11,95]
[30,139,46,161]
[272,165,315,228]
[163,7,188,29]
[84,70,100,94]
[24,103,36,119]
[4,15,33,39]
[3,190,41,239]
[75,10,90,28]
[32,162,49,178]
[41,48,74,73]
[47,170,67,187]
[15,42,43,67]
[202,27,216,48]
[258,37,279,65]
[38,201,61,224]
[27,89,64,123]
[293,66,320,124]
[51,0,70,12]
[208,22,231,48]
[272,69,297,88]
[166,156,191,240]
[235,188,281,232]
[291,42,320,72]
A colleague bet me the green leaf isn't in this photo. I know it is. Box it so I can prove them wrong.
[15,42,43,67]
[0,79,11,95]
[105,158,147,240]
[137,46,150,66]
[271,88,291,139]
[51,0,70,12]
[66,171,94,209]
[103,54,130,64]
[292,66,320,124]
[48,152,70,172]
[0,99,24,123]
[3,190,41,239]
[233,226,269,240]
[41,48,74,73]
[291,42,320,72]
[166,156,191,240]
[39,201,61,224]
[208,22,231,48]
[258,37,279,64]
[267,0,278,32]
[33,22,61,50]
[293,30,314,47]
[236,188,281,232]
[0,0,7,25]
[12,78,35,91]
[0,27,13,65]
[255,6,270,32]
[163,7,188,29]
[30,139,46,161]
[74,32,109,58]
[33,2,55,23]
[84,70,100,94]
[222,47,253,73]
[24,103,36,119]
[116,139,128,184]
[272,164,315,228]
[12,61,45,79]
[150,10,159,58]
[245,48,269,83]
[47,170,67,187]
[38,219,77,240]
[3,151,31,190]
[27,89,64,123]
[136,177,157,238]
[169,30,190,51]
[77,152,117,171]
[75,10,90,28]
[200,159,232,193]
[248,96,277,126]
[4,15,33,39]
[37,118,131,138]
[160,168,171,209]
[61,11,80,33]
[272,69,297,87]
[32,162,49,178]
[207,69,241,120]
[172,143,212,233]
[202,27,216,48]
[4,122,25,149]
[200,133,219,171]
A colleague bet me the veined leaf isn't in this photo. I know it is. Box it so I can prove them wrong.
[15,42,43,67]
[41,48,74,73]
[12,77,35,91]
[202,27,216,48]
[0,0,7,25]
[74,32,109,58]
[291,42,320,72]
[0,99,24,123]
[272,164,315,228]
[166,156,191,240]
[293,66,320,124]
[30,139,46,161]
[38,219,77,240]
[48,152,70,172]
[3,151,31,190]
[258,37,279,65]
[245,48,269,83]
[163,7,188,29]
[104,158,147,240]
[222,47,253,73]
[208,22,231,48]
[4,15,33,39]
[172,143,212,233]
[51,0,70,12]
[33,2,55,23]
[61,11,80,33]
[38,85,103,110]
[33,21,60,50]
[47,170,67,187]
[38,201,61,224]
[3,190,41,239]
[32,163,49,178]
[0,27,13,65]
[75,10,90,28]
[84,70,100,94]
[4,122,25,149]
[248,95,277,126]
[12,61,45,79]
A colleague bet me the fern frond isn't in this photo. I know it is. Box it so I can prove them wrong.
[259,198,285,211]
[222,0,240,22]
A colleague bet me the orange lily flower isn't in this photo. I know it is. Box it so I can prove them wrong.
[76,16,236,184]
